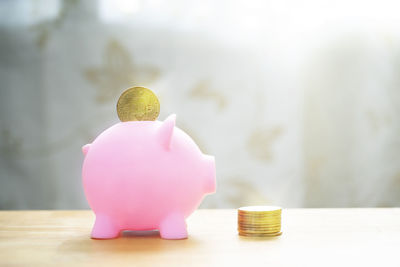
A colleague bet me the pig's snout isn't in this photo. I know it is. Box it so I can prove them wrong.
[203,155,216,194]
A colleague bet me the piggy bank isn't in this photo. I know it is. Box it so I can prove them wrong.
[82,114,216,239]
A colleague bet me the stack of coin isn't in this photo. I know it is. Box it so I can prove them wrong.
[238,206,282,237]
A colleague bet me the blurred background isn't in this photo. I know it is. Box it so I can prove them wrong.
[1,0,400,209]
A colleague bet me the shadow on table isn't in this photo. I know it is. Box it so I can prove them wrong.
[57,230,203,254]
[238,235,282,242]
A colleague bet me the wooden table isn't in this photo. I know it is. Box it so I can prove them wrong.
[0,209,399,266]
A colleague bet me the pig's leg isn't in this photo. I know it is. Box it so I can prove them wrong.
[159,213,188,239]
[91,214,120,239]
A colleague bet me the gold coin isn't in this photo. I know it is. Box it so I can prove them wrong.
[117,87,160,122]
[239,218,281,221]
[238,206,282,212]
[239,224,280,227]
[239,227,281,232]
[238,212,281,216]
[239,217,281,221]
[238,211,281,215]
[238,217,281,221]
[239,227,281,230]
[239,231,282,237]
[238,213,281,217]
[239,225,281,229]
[239,231,281,235]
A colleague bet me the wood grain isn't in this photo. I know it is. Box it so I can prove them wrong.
[0,209,399,266]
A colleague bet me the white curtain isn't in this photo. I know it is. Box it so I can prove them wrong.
[1,0,400,209]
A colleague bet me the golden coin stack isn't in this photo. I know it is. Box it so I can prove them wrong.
[238,206,282,237]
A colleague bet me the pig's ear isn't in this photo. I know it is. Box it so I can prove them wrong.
[158,114,176,150]
[82,144,91,156]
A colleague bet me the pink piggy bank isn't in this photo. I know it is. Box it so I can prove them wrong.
[82,114,216,239]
